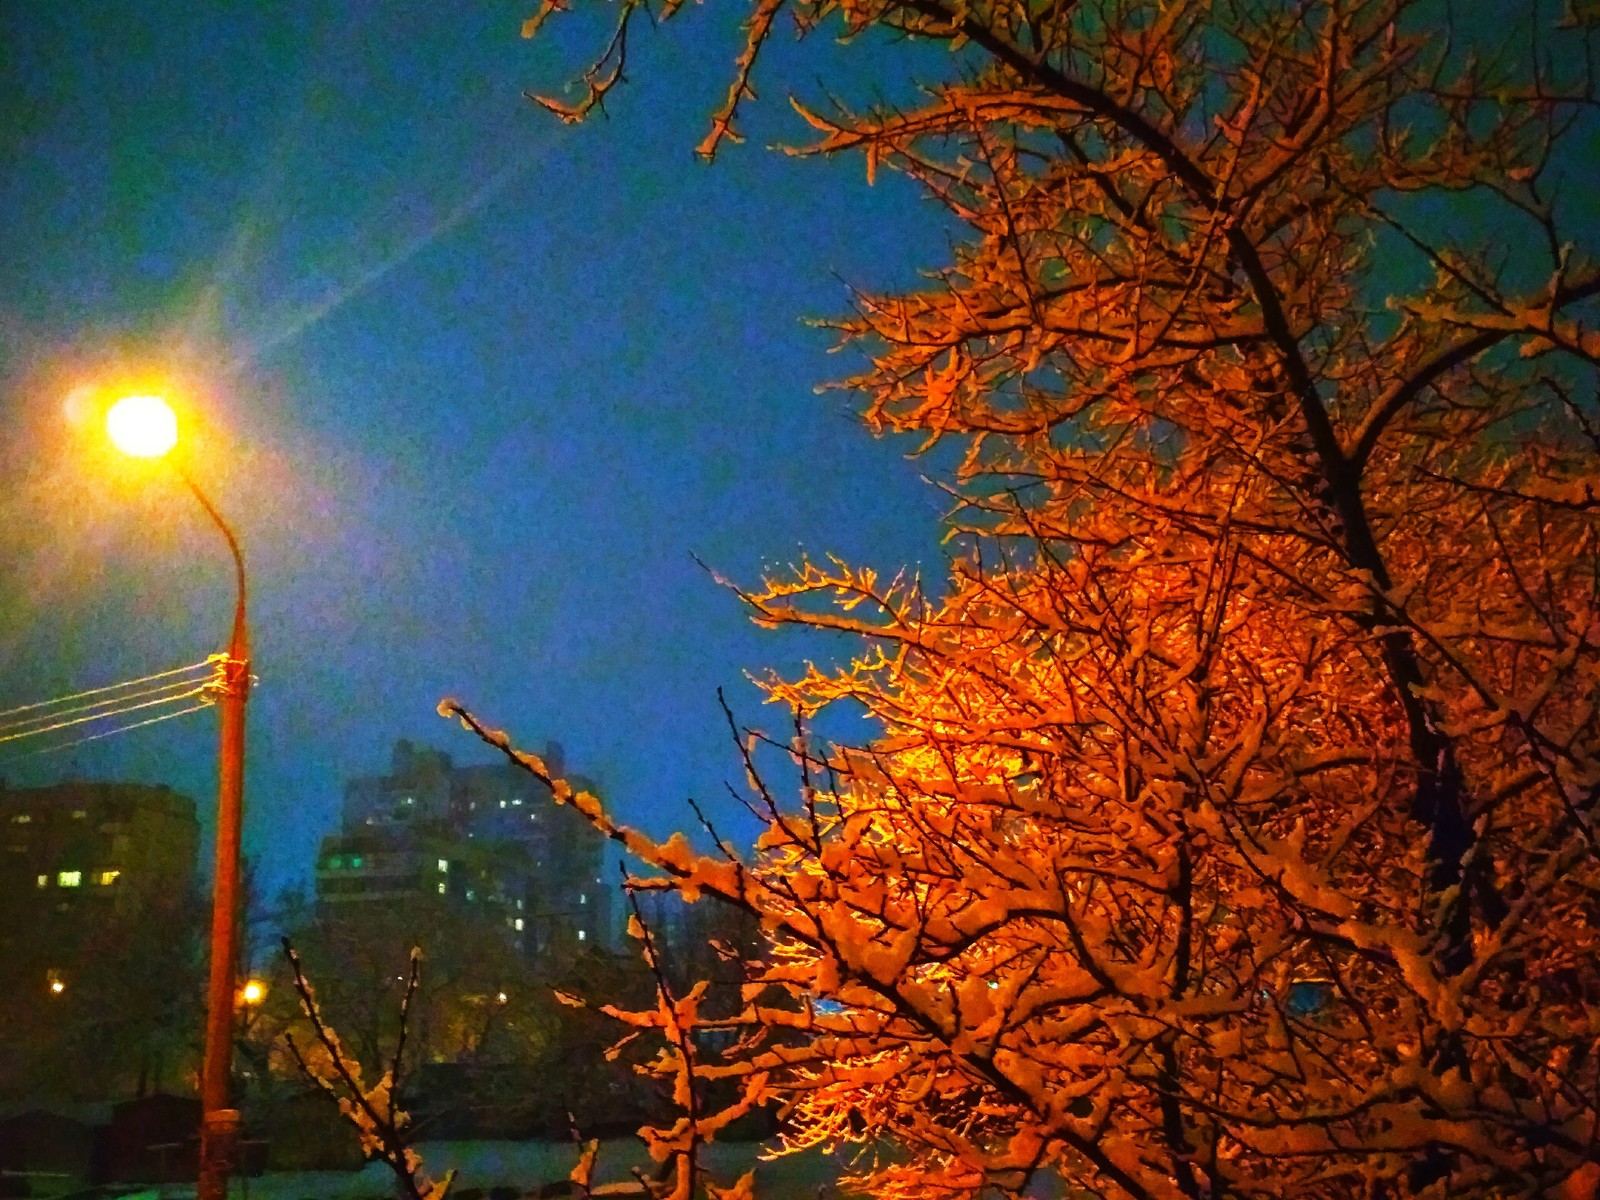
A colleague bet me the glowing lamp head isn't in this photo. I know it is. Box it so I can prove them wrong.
[106,394,178,459]
[240,980,266,1005]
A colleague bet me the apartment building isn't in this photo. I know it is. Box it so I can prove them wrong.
[316,739,611,957]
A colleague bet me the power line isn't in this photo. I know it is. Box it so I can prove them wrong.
[0,659,213,723]
[0,684,211,746]
[0,674,214,738]
[0,698,214,765]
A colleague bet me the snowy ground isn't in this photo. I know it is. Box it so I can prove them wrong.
[111,1138,860,1200]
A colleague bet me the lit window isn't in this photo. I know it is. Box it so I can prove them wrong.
[438,882,447,895]
[499,800,507,809]
[350,856,364,868]
[577,929,586,942]
[58,871,82,888]
[10,814,30,824]
[579,893,587,905]
[403,796,414,805]
[512,798,522,806]
[516,898,524,910]
[514,918,524,931]
[437,859,449,873]
[36,874,48,888]
[71,810,87,820]
[96,869,120,886]
[466,889,476,901]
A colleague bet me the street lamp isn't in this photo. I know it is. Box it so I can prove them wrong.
[106,393,250,1200]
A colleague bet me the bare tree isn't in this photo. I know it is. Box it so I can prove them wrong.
[281,940,454,1200]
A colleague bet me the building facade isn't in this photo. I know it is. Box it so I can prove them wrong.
[0,780,199,976]
[316,739,611,958]
[0,780,203,1102]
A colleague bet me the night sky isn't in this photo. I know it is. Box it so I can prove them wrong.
[0,3,954,907]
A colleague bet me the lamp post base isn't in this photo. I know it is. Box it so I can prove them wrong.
[197,1107,240,1200]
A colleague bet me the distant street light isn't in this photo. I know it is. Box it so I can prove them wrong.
[240,979,266,1007]
[105,392,250,1200]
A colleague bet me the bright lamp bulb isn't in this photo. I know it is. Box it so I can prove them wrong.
[106,394,178,459]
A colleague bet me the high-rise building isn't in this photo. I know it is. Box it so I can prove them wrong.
[339,739,453,830]
[0,780,199,969]
[313,826,533,952]
[0,780,202,1102]
[315,740,611,958]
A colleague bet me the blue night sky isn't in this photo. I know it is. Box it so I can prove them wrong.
[0,3,954,904]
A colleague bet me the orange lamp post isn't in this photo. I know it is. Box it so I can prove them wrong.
[107,394,250,1200]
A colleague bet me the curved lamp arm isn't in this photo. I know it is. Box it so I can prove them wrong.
[178,467,249,663]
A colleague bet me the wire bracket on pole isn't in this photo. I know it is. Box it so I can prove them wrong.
[203,654,253,703]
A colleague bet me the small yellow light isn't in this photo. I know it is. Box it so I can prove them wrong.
[106,394,179,459]
[496,991,508,1004]
[240,980,266,1005]
[50,979,65,995]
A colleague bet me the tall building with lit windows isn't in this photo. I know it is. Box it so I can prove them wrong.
[0,779,202,1101]
[314,739,611,959]
[0,780,199,944]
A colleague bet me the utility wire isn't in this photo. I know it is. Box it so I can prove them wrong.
[0,698,214,765]
[0,659,213,723]
[0,674,215,737]
[0,685,212,746]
